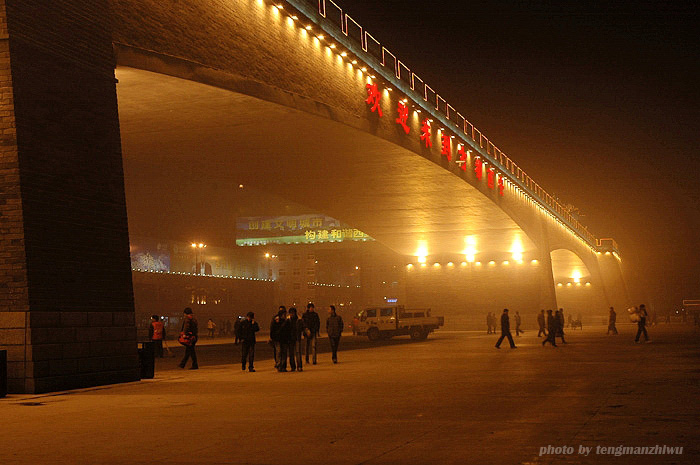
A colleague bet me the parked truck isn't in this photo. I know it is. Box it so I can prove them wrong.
[352,305,444,341]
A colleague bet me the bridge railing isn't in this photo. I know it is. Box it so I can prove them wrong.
[286,0,600,250]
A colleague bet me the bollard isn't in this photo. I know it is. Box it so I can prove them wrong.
[0,350,6,398]
[138,342,155,379]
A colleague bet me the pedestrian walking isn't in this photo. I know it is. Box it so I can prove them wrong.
[302,303,321,365]
[326,305,344,363]
[207,318,216,338]
[635,304,650,343]
[278,309,296,372]
[289,307,305,372]
[556,308,567,343]
[542,309,558,347]
[515,310,523,336]
[537,309,547,337]
[149,314,165,358]
[486,312,493,334]
[270,306,286,369]
[607,307,618,335]
[178,307,199,369]
[233,316,243,344]
[238,311,259,372]
[495,308,517,349]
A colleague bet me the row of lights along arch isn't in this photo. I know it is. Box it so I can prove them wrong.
[365,83,504,196]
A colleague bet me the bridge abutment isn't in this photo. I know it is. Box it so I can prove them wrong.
[0,1,138,393]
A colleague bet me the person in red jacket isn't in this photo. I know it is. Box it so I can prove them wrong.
[149,314,166,358]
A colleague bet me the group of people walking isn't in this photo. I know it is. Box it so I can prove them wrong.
[539,309,567,347]
[168,303,344,372]
[494,307,570,349]
[491,304,653,350]
[268,303,344,372]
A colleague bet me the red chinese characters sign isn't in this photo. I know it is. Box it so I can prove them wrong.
[396,102,410,134]
[361,84,506,197]
[420,119,432,148]
[365,83,383,116]
[441,134,451,160]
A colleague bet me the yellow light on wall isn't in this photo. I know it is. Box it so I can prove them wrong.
[447,262,454,267]
[488,260,496,265]
[572,270,581,283]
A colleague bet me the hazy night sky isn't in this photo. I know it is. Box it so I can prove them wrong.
[333,0,699,310]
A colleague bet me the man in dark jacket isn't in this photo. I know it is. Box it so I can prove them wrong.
[302,303,321,365]
[276,308,294,372]
[542,309,558,347]
[495,308,517,349]
[635,304,650,343]
[179,307,199,369]
[326,305,344,363]
[555,309,567,343]
[270,306,286,369]
[537,309,547,337]
[282,308,303,372]
[290,307,306,372]
[233,316,243,344]
[607,307,618,335]
[239,311,259,372]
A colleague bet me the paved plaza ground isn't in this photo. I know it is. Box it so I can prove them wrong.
[2,323,698,464]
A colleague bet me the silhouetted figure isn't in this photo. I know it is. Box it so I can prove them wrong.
[239,312,259,372]
[486,312,493,334]
[326,305,344,363]
[495,309,517,349]
[179,307,199,369]
[635,304,650,343]
[291,308,306,371]
[270,306,287,369]
[542,309,558,347]
[207,319,216,338]
[278,309,295,372]
[607,307,618,335]
[556,309,567,343]
[303,303,321,365]
[515,311,523,336]
[233,316,243,344]
[537,310,547,337]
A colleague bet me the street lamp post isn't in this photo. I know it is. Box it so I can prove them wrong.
[264,252,277,280]
[191,242,206,275]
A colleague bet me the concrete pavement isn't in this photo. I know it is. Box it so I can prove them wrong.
[1,324,698,464]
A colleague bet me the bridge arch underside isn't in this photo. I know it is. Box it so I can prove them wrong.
[117,67,554,329]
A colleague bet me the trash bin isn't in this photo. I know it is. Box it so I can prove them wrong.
[138,342,155,379]
[0,349,7,398]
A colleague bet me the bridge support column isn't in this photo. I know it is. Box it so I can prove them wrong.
[0,1,138,393]
[536,247,558,311]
